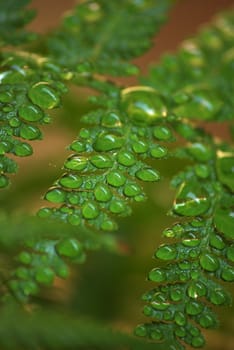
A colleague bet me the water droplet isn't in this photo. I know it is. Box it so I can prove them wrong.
[101,219,117,231]
[134,324,147,337]
[175,311,187,326]
[14,142,33,157]
[187,281,206,298]
[132,139,148,153]
[0,91,14,102]
[188,143,213,162]
[9,117,21,127]
[15,267,29,279]
[226,245,234,263]
[18,251,32,265]
[150,329,164,340]
[182,237,200,247]
[68,214,81,226]
[20,124,41,140]
[18,104,44,122]
[109,199,127,214]
[170,287,184,301]
[200,253,219,272]
[175,326,186,338]
[191,335,205,348]
[82,201,99,219]
[56,238,83,258]
[155,245,177,260]
[194,164,210,178]
[124,182,141,197]
[28,82,60,109]
[148,268,166,282]
[64,155,88,171]
[198,313,217,328]
[70,140,86,152]
[90,154,113,168]
[37,207,52,218]
[35,267,55,285]
[173,182,210,216]
[221,266,234,282]
[150,145,168,158]
[101,112,122,127]
[0,175,9,188]
[0,141,12,154]
[143,305,153,316]
[21,281,39,296]
[121,86,167,125]
[209,288,228,305]
[45,187,66,203]
[153,125,173,141]
[94,184,112,202]
[94,133,124,151]
[67,193,80,205]
[79,128,90,139]
[56,265,69,279]
[214,208,234,240]
[117,151,136,166]
[209,233,225,250]
[216,156,234,192]
[173,90,222,120]
[173,92,190,104]
[151,300,169,311]
[136,168,160,182]
[107,171,126,187]
[185,301,203,315]
[59,174,83,189]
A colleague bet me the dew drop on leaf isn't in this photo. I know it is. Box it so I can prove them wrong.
[132,139,148,153]
[94,184,112,202]
[59,174,83,189]
[188,142,213,162]
[28,82,60,109]
[56,238,83,258]
[134,324,147,337]
[109,199,127,214]
[226,245,234,263]
[90,154,113,168]
[209,288,229,305]
[198,313,217,328]
[64,155,88,171]
[37,207,52,218]
[153,125,173,141]
[174,311,187,326]
[101,219,117,231]
[185,301,203,315]
[9,117,21,127]
[117,151,136,166]
[70,140,86,152]
[200,253,220,272]
[94,133,124,151]
[148,268,166,282]
[194,164,210,178]
[209,233,225,250]
[106,170,126,187]
[19,124,41,140]
[155,244,177,260]
[150,145,168,158]
[18,252,32,265]
[170,287,184,301]
[35,267,55,285]
[0,91,14,103]
[82,201,99,219]
[18,104,44,122]
[124,182,141,197]
[121,86,167,125]
[150,329,164,340]
[187,281,206,298]
[221,266,234,282]
[101,112,122,127]
[45,187,66,203]
[0,174,9,188]
[68,214,81,226]
[214,207,234,240]
[136,168,160,182]
[14,142,33,157]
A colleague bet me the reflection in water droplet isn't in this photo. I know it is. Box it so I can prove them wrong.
[28,82,60,109]
[101,112,122,127]
[187,281,206,298]
[121,86,167,125]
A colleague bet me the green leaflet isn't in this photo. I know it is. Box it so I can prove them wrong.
[143,11,234,121]
[0,0,36,46]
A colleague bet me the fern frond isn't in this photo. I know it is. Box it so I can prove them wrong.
[0,0,36,46]
[46,0,172,75]
[143,10,234,121]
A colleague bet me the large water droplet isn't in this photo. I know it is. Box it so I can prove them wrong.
[173,182,210,216]
[59,173,83,189]
[82,201,99,219]
[14,142,33,157]
[200,253,219,272]
[19,124,41,140]
[155,244,177,260]
[124,182,141,197]
[56,238,83,258]
[132,139,148,153]
[28,82,60,109]
[90,154,113,168]
[106,171,126,187]
[94,184,112,202]
[117,151,136,166]
[18,104,44,122]
[35,267,55,285]
[121,86,167,125]
[209,233,225,250]
[94,133,124,151]
[64,155,88,171]
[136,168,160,182]
[45,187,66,203]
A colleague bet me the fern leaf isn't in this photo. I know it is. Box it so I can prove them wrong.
[46,0,172,75]
[0,0,36,46]
[142,10,234,121]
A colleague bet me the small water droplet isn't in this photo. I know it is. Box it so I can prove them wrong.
[221,266,234,282]
[82,201,99,219]
[155,244,177,260]
[209,233,225,250]
[132,139,148,153]
[101,111,122,127]
[187,281,206,298]
[28,82,60,109]
[0,175,9,188]
[148,268,166,282]
[0,141,12,154]
[121,86,167,125]
[37,207,52,218]
[170,287,184,301]
[188,143,213,162]
[94,133,124,151]
[226,245,234,263]
[150,145,168,158]
[56,238,83,258]
[59,174,83,189]
[70,140,86,152]
[117,151,136,166]
[90,154,113,168]
[14,142,33,157]
[153,125,173,141]
[18,104,44,122]
[198,313,217,328]
[209,288,228,305]
[94,184,112,202]
[175,311,187,326]
[68,214,81,226]
[134,324,147,337]
[0,91,14,103]
[101,219,117,231]
[109,199,127,214]
[191,335,205,348]
[124,182,141,197]
[185,301,203,315]
[136,168,160,182]
[35,267,55,285]
[20,124,41,140]
[150,329,164,340]
[64,155,88,171]
[45,187,66,203]
[200,253,219,272]
[9,117,21,127]
[18,251,32,265]
[107,171,126,187]
[194,164,210,178]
